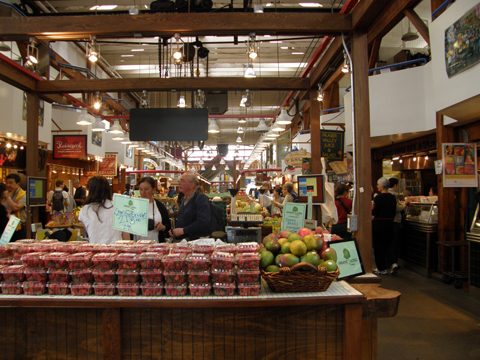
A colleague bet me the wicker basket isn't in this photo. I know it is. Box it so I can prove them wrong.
[261,262,339,293]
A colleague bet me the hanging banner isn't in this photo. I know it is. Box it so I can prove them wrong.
[52,135,87,159]
[281,203,307,234]
[320,130,344,160]
[443,143,478,187]
[98,153,118,177]
[112,194,149,236]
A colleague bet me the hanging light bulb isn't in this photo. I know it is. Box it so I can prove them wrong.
[236,136,242,143]
[212,165,216,171]
[240,95,247,107]
[177,95,186,108]
[88,36,98,62]
[238,118,247,124]
[399,158,403,164]
[208,119,220,133]
[109,120,123,134]
[112,131,124,141]
[77,108,93,125]
[52,166,57,173]
[413,156,417,161]
[220,158,226,165]
[129,141,139,148]
[92,116,105,132]
[62,167,66,174]
[225,165,230,170]
[195,89,205,108]
[237,126,244,134]
[342,51,350,73]
[121,133,132,144]
[93,91,102,110]
[276,107,292,125]
[201,165,205,171]
[140,90,149,108]
[272,123,285,132]
[256,118,269,133]
[247,33,258,59]
[244,63,256,78]
[26,38,38,66]
[317,83,324,102]
[172,33,183,61]
[199,159,204,165]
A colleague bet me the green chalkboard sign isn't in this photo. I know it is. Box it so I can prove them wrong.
[320,130,344,160]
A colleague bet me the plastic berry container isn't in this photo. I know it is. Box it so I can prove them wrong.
[0,264,6,280]
[163,269,187,284]
[92,253,118,270]
[24,267,48,282]
[191,244,215,256]
[236,242,260,254]
[213,282,236,296]
[138,252,163,269]
[95,244,118,254]
[70,282,93,296]
[43,252,69,269]
[236,253,261,270]
[136,240,156,245]
[211,252,235,270]
[0,245,14,258]
[237,269,260,283]
[162,253,186,270]
[214,244,237,254]
[2,265,27,282]
[140,268,163,283]
[1,281,23,295]
[188,269,211,284]
[189,283,211,297]
[93,282,117,296]
[70,268,94,283]
[147,243,171,255]
[77,243,99,253]
[186,253,211,271]
[237,283,261,296]
[140,282,164,296]
[114,240,135,246]
[170,243,191,255]
[116,253,140,270]
[66,252,93,270]
[116,269,141,283]
[14,244,36,258]
[91,268,116,283]
[0,258,15,266]
[117,283,141,296]
[52,242,80,254]
[21,252,47,268]
[37,240,59,252]
[211,268,236,283]
[47,281,71,295]
[23,281,47,295]
[122,245,147,254]
[164,283,187,296]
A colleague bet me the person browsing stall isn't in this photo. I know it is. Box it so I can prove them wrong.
[47,180,70,213]
[2,174,27,241]
[72,179,86,207]
[167,186,177,198]
[271,182,294,210]
[331,183,353,240]
[169,172,210,240]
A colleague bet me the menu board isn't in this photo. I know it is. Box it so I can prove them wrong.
[281,203,307,234]
[320,130,344,160]
[112,194,149,236]
[443,143,478,188]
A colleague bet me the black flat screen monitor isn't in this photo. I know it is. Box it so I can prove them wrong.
[27,176,47,206]
[297,175,326,205]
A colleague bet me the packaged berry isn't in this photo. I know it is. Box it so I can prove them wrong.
[37,239,59,252]
[237,283,261,296]
[188,269,211,284]
[235,253,261,270]
[236,242,260,254]
[186,254,211,271]
[117,283,140,296]
[162,253,186,270]
[47,267,70,282]
[91,268,116,283]
[0,244,14,258]
[114,240,135,245]
[47,281,71,295]
[116,253,140,270]
[43,252,69,269]
[16,239,36,244]
[140,282,164,296]
[13,244,36,258]
[213,282,236,296]
[93,282,117,296]
[136,240,156,245]
[52,242,80,254]
[70,282,93,296]
[25,267,48,282]
[2,264,27,281]
[66,252,93,270]
[0,264,6,280]
[214,244,237,254]
[164,283,187,296]
[21,252,47,268]
[70,268,94,283]
[23,281,47,295]
[191,244,215,255]
[116,269,140,283]
[170,243,191,255]
[1,281,23,295]
[140,268,163,283]
[237,269,260,283]
[138,252,163,269]
[163,269,187,284]
[0,258,15,266]
[122,245,147,254]
[147,243,171,255]
[189,283,211,297]
[211,268,236,283]
[92,253,117,269]
[95,244,118,253]
[211,252,235,270]
[76,243,99,253]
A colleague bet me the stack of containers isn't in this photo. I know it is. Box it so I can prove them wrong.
[63,251,92,295]
[186,252,212,296]
[1,264,28,294]
[40,251,70,295]
[211,249,236,296]
[115,251,141,296]
[162,253,188,296]
[235,242,261,296]
[90,252,117,296]
[139,251,164,296]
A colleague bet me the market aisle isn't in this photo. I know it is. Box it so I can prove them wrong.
[377,269,480,360]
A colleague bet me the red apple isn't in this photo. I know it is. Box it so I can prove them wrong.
[298,228,313,238]
[268,233,280,240]
[280,230,292,239]
[315,226,323,234]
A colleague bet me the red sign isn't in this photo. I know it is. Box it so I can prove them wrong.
[52,135,87,159]
[98,153,117,176]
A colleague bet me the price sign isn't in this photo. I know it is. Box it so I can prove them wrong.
[0,216,21,244]
[281,203,307,234]
[112,194,149,236]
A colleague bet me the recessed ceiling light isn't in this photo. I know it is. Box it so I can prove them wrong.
[90,5,118,10]
[121,54,134,57]
[299,3,323,7]
[131,49,144,52]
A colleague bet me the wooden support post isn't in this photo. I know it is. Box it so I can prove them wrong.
[344,304,363,360]
[102,308,121,360]
[120,168,126,192]
[26,91,40,239]
[309,88,323,224]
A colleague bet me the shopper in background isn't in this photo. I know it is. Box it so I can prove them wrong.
[0,183,10,237]
[78,176,124,244]
[271,182,294,210]
[372,177,397,275]
[47,180,70,214]
[63,186,75,213]
[122,183,134,196]
[388,178,406,275]
[331,183,352,240]
[167,186,177,198]
[72,179,86,207]
[272,187,284,215]
[2,173,27,241]
[132,177,171,243]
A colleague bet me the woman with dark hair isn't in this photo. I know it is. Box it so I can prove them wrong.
[78,176,124,244]
[331,183,352,240]
[272,187,283,215]
[271,182,294,210]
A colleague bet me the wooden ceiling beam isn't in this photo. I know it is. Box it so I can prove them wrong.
[404,8,430,46]
[0,13,351,40]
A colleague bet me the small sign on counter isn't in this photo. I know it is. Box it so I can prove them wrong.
[112,194,149,236]
[281,203,307,234]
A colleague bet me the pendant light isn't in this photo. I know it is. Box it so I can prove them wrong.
[317,83,324,102]
[92,116,105,132]
[271,123,285,132]
[109,120,123,134]
[201,165,205,171]
[199,159,204,165]
[238,118,247,124]
[276,106,292,125]
[236,136,242,143]
[237,126,244,134]
[177,95,186,108]
[244,64,256,78]
[76,108,93,125]
[256,118,269,133]
[121,133,132,144]
[220,158,226,165]
[129,141,139,148]
[401,20,419,42]
[208,119,220,133]
[212,165,216,171]
[225,165,230,170]
[112,131,124,141]
[93,91,102,110]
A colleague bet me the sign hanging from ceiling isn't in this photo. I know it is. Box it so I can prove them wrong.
[320,130,344,161]
[52,135,87,159]
[98,153,117,177]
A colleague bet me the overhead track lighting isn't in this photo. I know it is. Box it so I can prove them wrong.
[76,108,93,125]
[208,119,220,133]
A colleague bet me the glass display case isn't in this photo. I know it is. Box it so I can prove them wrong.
[406,202,438,224]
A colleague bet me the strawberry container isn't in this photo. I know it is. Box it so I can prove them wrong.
[116,269,141,283]
[0,258,15,266]
[95,244,118,254]
[186,254,211,271]
[213,282,236,296]
[214,244,237,254]
[13,244,36,258]
[237,269,260,283]
[0,265,6,280]
[21,252,47,268]
[92,253,117,270]
[189,283,211,296]
[237,283,261,296]
[0,245,14,258]
[70,268,94,283]
[91,268,116,283]
[66,252,93,270]
[188,269,211,284]
[43,252,69,269]
[170,243,191,255]
[52,242,80,254]
[162,253,186,270]
[164,283,187,296]
[16,239,36,244]
[48,268,71,282]
[2,265,27,282]
[47,281,71,295]
[93,282,117,296]
[140,282,164,296]
[116,253,140,270]
[37,240,59,252]
[114,240,135,245]
[122,245,147,254]
[140,268,163,283]
[70,282,93,296]
[77,243,99,253]
[191,244,215,255]
[25,267,48,282]
[23,281,47,295]
[1,281,23,295]
[147,243,171,255]
[163,269,187,284]
[236,253,261,270]
[211,252,235,270]
[136,240,156,245]
[117,283,141,296]
[138,252,163,269]
[211,268,236,283]
[236,242,260,254]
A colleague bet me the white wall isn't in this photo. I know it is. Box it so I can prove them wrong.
[104,132,135,167]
